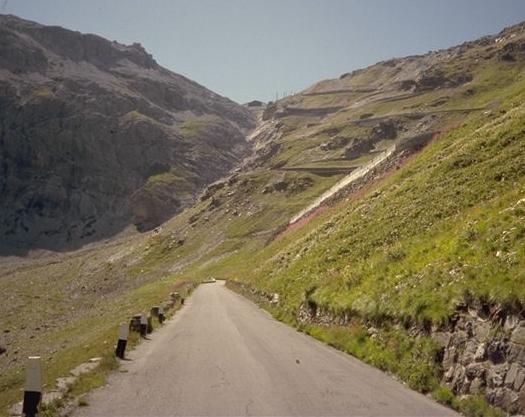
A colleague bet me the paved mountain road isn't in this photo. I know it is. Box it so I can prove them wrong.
[74,281,457,416]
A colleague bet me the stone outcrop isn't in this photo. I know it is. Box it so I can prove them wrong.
[0,15,254,254]
[297,295,525,415]
[262,175,314,195]
[499,41,525,62]
[414,70,473,92]
[437,308,525,414]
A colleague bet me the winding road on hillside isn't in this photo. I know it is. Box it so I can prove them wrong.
[74,281,457,417]
[289,145,396,224]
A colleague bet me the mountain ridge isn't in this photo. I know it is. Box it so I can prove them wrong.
[0,14,254,255]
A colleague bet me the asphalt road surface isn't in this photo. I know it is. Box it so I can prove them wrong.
[74,281,457,416]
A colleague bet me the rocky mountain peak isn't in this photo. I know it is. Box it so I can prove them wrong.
[0,14,158,72]
[0,15,254,254]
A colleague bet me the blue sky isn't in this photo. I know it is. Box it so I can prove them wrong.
[4,0,525,103]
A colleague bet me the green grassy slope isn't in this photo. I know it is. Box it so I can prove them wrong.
[247,100,525,322]
[213,64,525,417]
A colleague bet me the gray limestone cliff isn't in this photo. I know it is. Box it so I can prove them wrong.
[0,15,254,254]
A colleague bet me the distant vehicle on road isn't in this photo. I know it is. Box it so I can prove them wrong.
[202,277,216,284]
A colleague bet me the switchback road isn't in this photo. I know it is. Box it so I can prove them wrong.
[74,281,457,416]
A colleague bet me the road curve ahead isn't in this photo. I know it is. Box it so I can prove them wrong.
[74,281,457,417]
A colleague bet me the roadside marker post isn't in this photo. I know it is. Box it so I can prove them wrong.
[115,322,129,359]
[22,356,42,417]
[158,305,165,324]
[130,314,141,332]
[140,313,148,337]
[147,314,153,334]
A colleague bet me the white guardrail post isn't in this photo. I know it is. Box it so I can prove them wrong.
[23,356,42,417]
[115,322,129,359]
[140,312,148,337]
[158,305,165,324]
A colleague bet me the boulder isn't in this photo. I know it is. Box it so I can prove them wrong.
[470,377,485,394]
[473,321,491,341]
[505,363,525,391]
[474,342,487,361]
[442,346,457,370]
[451,365,466,392]
[486,339,507,363]
[487,387,520,414]
[504,315,520,332]
[515,367,525,391]
[444,366,455,381]
[466,362,486,380]
[459,340,479,365]
[487,364,509,389]
[512,322,525,345]
[519,386,525,414]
